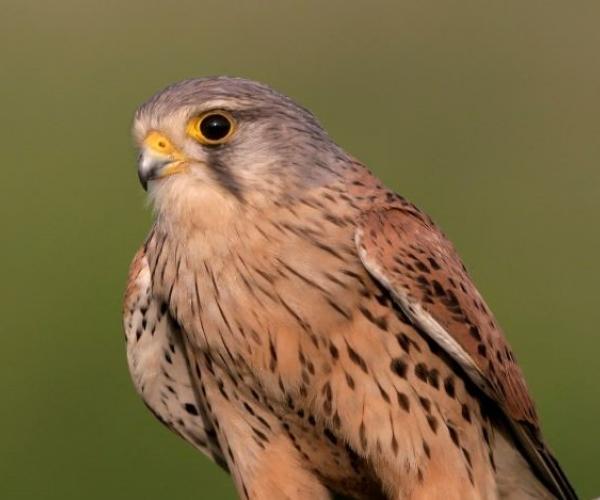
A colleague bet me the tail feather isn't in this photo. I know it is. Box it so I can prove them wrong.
[493,414,578,500]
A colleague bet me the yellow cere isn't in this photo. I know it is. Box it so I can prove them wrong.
[144,131,184,158]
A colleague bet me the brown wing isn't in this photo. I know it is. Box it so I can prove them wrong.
[355,204,577,500]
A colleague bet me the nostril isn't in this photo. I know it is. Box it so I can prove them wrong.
[158,141,166,149]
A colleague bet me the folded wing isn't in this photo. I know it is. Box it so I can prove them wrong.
[355,203,576,500]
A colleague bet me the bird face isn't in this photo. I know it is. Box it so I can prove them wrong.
[133,78,344,222]
[135,102,245,197]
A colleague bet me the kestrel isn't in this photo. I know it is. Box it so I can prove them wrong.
[123,77,577,499]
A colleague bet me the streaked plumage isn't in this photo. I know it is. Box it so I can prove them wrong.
[123,77,576,499]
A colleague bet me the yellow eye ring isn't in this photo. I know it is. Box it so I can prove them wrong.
[187,110,236,145]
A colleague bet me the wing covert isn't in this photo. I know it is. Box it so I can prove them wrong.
[355,204,577,500]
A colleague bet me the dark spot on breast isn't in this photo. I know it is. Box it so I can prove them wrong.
[391,358,408,379]
[419,397,431,413]
[376,381,391,404]
[217,380,229,400]
[397,391,410,412]
[444,376,456,398]
[423,440,431,458]
[359,305,388,330]
[467,468,474,485]
[326,297,352,319]
[345,372,355,390]
[447,425,460,446]
[347,345,368,373]
[461,404,471,423]
[462,447,472,467]
[184,403,198,415]
[256,415,271,430]
[298,350,306,365]
[396,333,410,353]
[428,368,440,389]
[269,338,277,371]
[251,426,269,443]
[415,362,429,382]
[426,415,438,433]
[329,342,339,359]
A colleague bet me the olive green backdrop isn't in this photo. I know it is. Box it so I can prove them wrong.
[1,1,598,498]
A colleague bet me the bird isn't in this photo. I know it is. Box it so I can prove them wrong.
[123,77,577,500]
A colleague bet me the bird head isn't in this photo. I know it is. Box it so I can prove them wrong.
[133,77,346,227]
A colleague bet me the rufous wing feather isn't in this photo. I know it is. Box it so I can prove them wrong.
[355,204,577,500]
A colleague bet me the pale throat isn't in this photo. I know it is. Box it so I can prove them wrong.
[149,175,259,264]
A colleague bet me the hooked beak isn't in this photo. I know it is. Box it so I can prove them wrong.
[138,131,187,190]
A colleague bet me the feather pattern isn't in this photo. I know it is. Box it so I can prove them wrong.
[355,202,576,500]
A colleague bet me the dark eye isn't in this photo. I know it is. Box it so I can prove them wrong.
[187,110,236,145]
[192,112,234,144]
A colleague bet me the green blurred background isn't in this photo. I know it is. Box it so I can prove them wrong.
[1,1,598,498]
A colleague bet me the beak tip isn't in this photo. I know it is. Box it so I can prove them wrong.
[137,169,149,191]
[137,146,187,190]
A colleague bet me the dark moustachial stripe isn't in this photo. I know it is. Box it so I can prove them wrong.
[207,153,245,201]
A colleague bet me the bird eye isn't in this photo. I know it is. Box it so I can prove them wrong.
[187,111,235,145]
